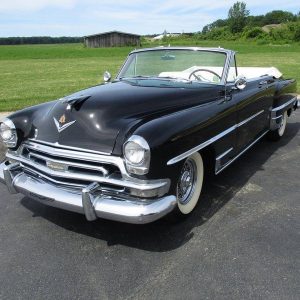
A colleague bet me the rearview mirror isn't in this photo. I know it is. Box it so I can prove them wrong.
[234,76,247,90]
[103,71,111,83]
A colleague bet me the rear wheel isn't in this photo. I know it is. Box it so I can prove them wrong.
[268,111,288,141]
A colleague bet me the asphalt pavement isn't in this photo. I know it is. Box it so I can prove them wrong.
[0,111,299,300]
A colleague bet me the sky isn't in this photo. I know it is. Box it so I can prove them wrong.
[0,0,299,37]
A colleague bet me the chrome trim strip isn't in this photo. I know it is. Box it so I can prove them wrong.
[215,130,268,174]
[237,110,264,127]
[167,124,236,165]
[167,110,264,165]
[272,115,282,120]
[215,147,233,174]
[28,139,110,155]
[27,151,109,176]
[272,97,297,112]
[216,147,233,161]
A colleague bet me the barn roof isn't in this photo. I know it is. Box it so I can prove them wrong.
[84,31,141,38]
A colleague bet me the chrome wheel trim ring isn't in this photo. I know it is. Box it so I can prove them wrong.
[177,158,198,205]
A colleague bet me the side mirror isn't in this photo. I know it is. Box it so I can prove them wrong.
[234,76,247,90]
[103,71,111,83]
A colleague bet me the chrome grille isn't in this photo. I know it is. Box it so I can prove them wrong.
[6,140,170,199]
[13,141,123,189]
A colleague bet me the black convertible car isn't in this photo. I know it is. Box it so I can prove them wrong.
[0,47,298,224]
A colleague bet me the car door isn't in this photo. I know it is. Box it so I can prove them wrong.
[226,55,275,153]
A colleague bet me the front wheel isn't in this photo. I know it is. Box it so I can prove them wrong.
[167,152,204,222]
[268,111,288,141]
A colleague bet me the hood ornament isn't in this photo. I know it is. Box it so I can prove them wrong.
[54,114,76,133]
[59,114,66,124]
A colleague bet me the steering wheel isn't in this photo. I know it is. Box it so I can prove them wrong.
[189,68,222,82]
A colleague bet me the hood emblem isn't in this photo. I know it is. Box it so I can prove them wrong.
[54,115,76,133]
[59,114,66,124]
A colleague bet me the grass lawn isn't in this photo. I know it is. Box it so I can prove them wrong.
[0,41,299,112]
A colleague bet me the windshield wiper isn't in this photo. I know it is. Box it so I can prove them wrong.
[119,75,152,81]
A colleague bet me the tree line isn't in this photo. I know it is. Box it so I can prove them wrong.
[200,2,300,42]
[0,36,83,45]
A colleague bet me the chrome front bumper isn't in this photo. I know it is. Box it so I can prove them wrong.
[0,161,176,224]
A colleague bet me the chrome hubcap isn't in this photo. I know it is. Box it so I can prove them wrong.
[177,158,197,205]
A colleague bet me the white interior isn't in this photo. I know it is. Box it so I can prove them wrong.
[236,67,282,81]
[159,66,282,83]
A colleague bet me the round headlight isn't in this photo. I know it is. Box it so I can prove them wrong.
[0,123,14,140]
[124,141,145,164]
[123,135,151,175]
[0,118,17,148]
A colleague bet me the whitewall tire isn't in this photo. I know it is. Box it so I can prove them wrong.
[278,111,288,137]
[268,111,288,141]
[176,152,204,215]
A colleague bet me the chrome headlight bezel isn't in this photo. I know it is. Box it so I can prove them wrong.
[0,118,18,148]
[123,135,150,175]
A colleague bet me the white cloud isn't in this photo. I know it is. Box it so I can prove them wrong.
[0,0,76,12]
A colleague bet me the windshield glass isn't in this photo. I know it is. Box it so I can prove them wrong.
[118,49,227,87]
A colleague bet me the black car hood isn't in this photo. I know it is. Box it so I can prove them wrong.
[14,81,222,154]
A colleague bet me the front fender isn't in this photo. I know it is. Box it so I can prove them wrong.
[3,101,58,149]
[132,97,236,185]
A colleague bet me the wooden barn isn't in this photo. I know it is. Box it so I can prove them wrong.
[84,31,141,48]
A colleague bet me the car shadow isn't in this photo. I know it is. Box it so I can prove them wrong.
[20,121,299,252]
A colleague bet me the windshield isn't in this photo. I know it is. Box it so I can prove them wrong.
[118,49,227,87]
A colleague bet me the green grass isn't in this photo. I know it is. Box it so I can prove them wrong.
[0,41,299,112]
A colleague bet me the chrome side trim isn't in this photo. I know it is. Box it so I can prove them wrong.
[215,130,268,174]
[215,147,233,174]
[167,110,264,165]
[272,115,282,120]
[167,124,236,165]
[237,110,264,127]
[272,97,297,112]
[216,147,234,161]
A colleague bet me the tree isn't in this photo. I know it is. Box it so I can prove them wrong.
[263,10,296,25]
[202,19,228,34]
[228,1,250,33]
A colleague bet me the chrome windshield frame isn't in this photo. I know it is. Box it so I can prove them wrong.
[116,47,234,86]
